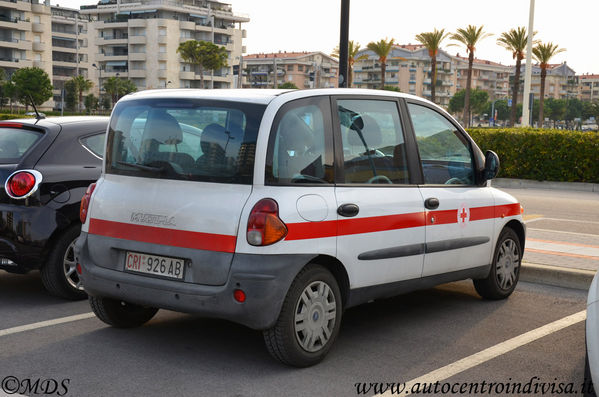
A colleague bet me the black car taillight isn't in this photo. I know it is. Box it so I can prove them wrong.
[5,170,42,199]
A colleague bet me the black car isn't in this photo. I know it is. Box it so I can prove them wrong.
[0,116,108,299]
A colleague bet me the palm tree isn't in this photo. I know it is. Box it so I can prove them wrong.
[331,40,369,87]
[415,29,449,104]
[533,42,565,127]
[450,25,491,127]
[71,75,94,112]
[497,27,535,127]
[367,38,395,89]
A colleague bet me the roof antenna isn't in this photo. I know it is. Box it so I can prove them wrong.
[27,94,44,120]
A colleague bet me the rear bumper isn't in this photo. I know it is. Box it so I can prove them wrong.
[76,232,314,330]
[0,204,58,271]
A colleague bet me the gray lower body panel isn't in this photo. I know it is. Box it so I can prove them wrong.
[76,232,314,330]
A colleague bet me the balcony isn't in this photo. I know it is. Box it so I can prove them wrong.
[101,20,127,28]
[31,3,47,13]
[129,52,145,61]
[103,71,127,78]
[97,53,128,62]
[128,35,146,44]
[158,69,167,79]
[128,19,146,28]
[179,71,194,80]
[157,35,167,44]
[17,39,31,50]
[0,0,30,11]
[129,69,145,78]
[97,34,128,45]
[0,18,31,31]
[32,22,43,33]
[33,59,44,68]
[179,20,195,30]
[0,57,31,68]
[158,52,167,61]
[33,41,44,51]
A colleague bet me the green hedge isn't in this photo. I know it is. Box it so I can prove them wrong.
[0,114,33,120]
[467,128,599,183]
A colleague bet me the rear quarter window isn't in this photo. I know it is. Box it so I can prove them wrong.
[80,133,106,158]
[0,127,44,164]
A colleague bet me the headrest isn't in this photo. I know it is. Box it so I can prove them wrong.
[347,114,382,147]
[278,113,314,152]
[0,141,19,157]
[201,123,227,153]
[142,110,183,145]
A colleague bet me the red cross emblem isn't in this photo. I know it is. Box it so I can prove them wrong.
[458,204,470,227]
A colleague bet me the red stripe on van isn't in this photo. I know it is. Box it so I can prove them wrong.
[88,218,237,253]
[285,203,521,241]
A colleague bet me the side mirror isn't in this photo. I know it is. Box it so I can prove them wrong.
[483,150,500,181]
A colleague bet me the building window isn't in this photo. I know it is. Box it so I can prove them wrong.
[34,16,40,23]
[287,65,294,71]
[298,65,303,72]
[159,28,167,36]
[159,45,166,53]
[159,62,166,70]
[34,35,41,43]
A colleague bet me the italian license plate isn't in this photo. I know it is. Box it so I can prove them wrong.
[125,251,185,280]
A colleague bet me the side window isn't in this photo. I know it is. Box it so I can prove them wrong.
[337,99,409,184]
[408,103,474,185]
[266,97,332,184]
[80,133,106,158]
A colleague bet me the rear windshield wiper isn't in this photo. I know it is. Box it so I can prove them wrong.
[116,161,165,173]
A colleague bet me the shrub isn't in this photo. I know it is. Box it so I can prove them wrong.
[468,127,599,183]
[0,114,33,120]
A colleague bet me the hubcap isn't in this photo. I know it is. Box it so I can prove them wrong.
[63,239,83,291]
[294,281,336,353]
[496,238,520,290]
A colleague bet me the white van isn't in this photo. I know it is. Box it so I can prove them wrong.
[75,89,525,367]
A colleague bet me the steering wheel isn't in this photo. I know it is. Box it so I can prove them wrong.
[367,175,392,184]
[362,149,386,158]
[445,177,464,185]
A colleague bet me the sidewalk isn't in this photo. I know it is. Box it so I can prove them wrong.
[492,178,599,193]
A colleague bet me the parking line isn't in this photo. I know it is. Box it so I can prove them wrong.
[380,310,586,397]
[527,228,599,238]
[0,313,95,337]
[527,237,599,250]
[526,248,599,261]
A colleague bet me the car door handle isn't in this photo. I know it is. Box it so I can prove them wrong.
[424,197,439,210]
[337,203,359,217]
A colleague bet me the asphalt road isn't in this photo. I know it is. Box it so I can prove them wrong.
[503,187,599,272]
[0,270,590,397]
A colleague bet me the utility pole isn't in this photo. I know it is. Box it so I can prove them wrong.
[338,0,350,88]
[273,56,277,89]
[521,0,535,126]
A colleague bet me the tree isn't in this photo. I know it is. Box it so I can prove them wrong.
[70,75,94,112]
[450,25,491,127]
[532,42,565,127]
[177,40,228,89]
[544,97,567,127]
[565,98,583,128]
[278,82,298,89]
[84,94,99,114]
[0,68,7,109]
[331,40,369,87]
[366,38,395,89]
[10,67,53,109]
[484,99,510,122]
[103,77,137,107]
[64,79,78,111]
[415,28,449,104]
[497,27,536,127]
[449,89,489,122]
[382,86,400,92]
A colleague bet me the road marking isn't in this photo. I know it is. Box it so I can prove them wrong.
[0,313,95,337]
[527,238,599,250]
[381,310,586,397]
[526,248,599,261]
[528,228,599,238]
[533,217,599,225]
[523,215,544,223]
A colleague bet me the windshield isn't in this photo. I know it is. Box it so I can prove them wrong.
[0,127,43,164]
[106,98,266,184]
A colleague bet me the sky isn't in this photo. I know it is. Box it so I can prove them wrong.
[57,0,598,75]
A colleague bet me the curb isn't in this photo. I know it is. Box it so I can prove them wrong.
[492,178,599,193]
[521,262,596,291]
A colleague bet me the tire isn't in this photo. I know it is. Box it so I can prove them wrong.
[89,296,158,328]
[474,227,522,300]
[41,226,87,300]
[263,264,342,367]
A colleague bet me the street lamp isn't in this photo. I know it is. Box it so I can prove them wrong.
[338,0,350,88]
[165,80,172,88]
[92,63,102,95]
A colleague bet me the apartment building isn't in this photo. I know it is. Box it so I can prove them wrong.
[512,62,577,102]
[454,55,511,102]
[80,0,248,95]
[51,5,90,107]
[0,0,54,108]
[578,74,599,102]
[353,44,457,107]
[243,51,338,89]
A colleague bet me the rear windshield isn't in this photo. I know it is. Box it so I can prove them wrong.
[0,127,43,164]
[106,98,266,184]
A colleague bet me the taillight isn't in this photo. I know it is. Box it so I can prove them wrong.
[5,170,42,199]
[79,183,96,224]
[247,198,287,246]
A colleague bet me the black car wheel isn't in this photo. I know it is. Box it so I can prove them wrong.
[41,226,87,300]
[263,264,342,367]
[473,227,522,300]
[89,296,158,328]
